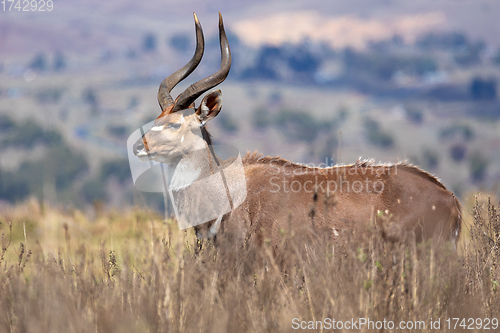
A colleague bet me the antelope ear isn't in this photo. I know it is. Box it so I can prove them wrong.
[196,90,222,123]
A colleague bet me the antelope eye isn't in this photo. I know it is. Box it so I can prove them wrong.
[167,122,181,130]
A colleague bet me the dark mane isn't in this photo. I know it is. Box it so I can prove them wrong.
[202,125,221,166]
[201,126,213,146]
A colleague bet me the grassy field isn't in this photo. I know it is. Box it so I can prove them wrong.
[0,196,498,332]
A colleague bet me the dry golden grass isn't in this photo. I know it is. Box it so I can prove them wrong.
[0,198,499,332]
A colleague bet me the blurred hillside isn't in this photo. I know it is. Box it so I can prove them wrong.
[0,0,499,210]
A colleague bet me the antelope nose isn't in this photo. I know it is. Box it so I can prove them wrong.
[133,140,144,155]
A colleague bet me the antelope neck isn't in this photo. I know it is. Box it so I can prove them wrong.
[200,125,220,168]
[165,126,219,190]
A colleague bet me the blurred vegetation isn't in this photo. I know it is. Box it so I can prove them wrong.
[252,108,273,131]
[363,117,394,149]
[0,114,15,131]
[0,117,62,148]
[312,134,339,163]
[28,53,48,72]
[36,87,65,104]
[470,77,497,100]
[252,107,347,146]
[241,42,322,82]
[0,27,498,209]
[169,33,191,53]
[0,143,88,203]
[274,109,326,142]
[107,124,129,139]
[449,143,467,163]
[469,152,489,183]
[405,106,424,125]
[343,48,437,81]
[82,88,99,107]
[439,123,475,142]
[234,30,500,111]
[217,112,238,133]
[0,115,137,207]
[27,52,68,73]
[417,32,470,51]
[82,158,133,204]
[53,52,67,72]
[417,31,486,67]
[81,176,107,203]
[494,50,500,66]
[421,148,440,171]
[142,33,157,53]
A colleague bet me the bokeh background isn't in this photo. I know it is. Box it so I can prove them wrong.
[1,0,499,211]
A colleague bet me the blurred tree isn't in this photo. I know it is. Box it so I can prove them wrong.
[142,33,157,53]
[107,125,128,139]
[449,143,467,162]
[217,113,238,133]
[242,46,282,80]
[36,88,64,103]
[82,177,107,203]
[252,108,272,130]
[29,53,48,72]
[470,77,497,100]
[83,88,98,106]
[453,41,485,66]
[422,149,439,170]
[100,159,131,185]
[287,48,320,75]
[2,119,61,148]
[0,115,15,132]
[312,134,339,163]
[125,47,138,59]
[416,32,485,67]
[268,91,283,105]
[417,32,468,51]
[53,52,67,72]
[0,167,30,202]
[342,48,437,81]
[169,33,190,53]
[439,124,475,142]
[405,106,424,125]
[0,141,89,203]
[493,49,500,65]
[469,152,488,183]
[48,144,89,189]
[240,41,326,82]
[128,96,140,109]
[363,117,394,149]
[252,107,342,145]
[82,158,132,203]
[83,88,100,115]
[274,109,321,143]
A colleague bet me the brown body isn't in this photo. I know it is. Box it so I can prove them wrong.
[194,154,462,246]
[133,13,462,247]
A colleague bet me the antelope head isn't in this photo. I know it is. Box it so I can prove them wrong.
[133,13,231,164]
